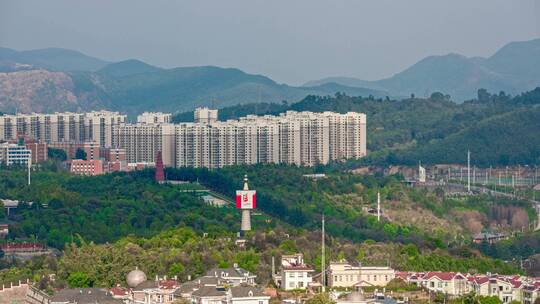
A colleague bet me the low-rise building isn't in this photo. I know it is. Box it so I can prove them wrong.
[472,276,519,303]
[25,140,48,163]
[473,233,508,244]
[205,265,257,286]
[229,285,270,304]
[50,288,121,304]
[522,282,540,304]
[191,286,228,304]
[421,272,470,296]
[329,262,395,288]
[0,142,32,167]
[70,159,104,176]
[277,253,314,290]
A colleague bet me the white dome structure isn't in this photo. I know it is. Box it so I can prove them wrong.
[126,267,147,288]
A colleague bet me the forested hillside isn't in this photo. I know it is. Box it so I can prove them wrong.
[0,167,527,289]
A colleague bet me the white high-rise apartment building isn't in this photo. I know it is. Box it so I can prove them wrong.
[85,111,127,148]
[109,108,367,169]
[113,123,175,167]
[137,112,172,124]
[194,107,218,124]
[0,111,127,147]
[1,109,366,168]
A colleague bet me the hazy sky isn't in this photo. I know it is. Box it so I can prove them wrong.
[1,0,539,85]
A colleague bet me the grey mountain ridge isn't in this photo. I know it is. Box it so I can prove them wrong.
[304,37,540,101]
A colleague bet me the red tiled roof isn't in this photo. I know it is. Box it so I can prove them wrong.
[473,277,490,285]
[395,272,409,280]
[510,280,522,289]
[423,272,461,281]
[110,287,130,296]
[159,280,179,289]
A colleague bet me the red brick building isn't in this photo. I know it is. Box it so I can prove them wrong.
[25,141,48,163]
[101,147,126,162]
[49,141,100,160]
[70,159,104,176]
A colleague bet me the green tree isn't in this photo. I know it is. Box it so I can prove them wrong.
[48,148,67,161]
[305,293,336,304]
[67,271,92,288]
[75,148,87,160]
[168,262,185,277]
[478,296,502,304]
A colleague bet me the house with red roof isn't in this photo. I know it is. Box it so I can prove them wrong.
[421,272,470,296]
[522,281,540,304]
[472,275,521,303]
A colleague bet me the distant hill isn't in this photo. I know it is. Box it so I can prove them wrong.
[305,37,540,102]
[2,38,539,113]
[0,48,386,114]
[97,59,163,78]
[97,65,387,113]
[0,47,110,72]
[393,106,540,166]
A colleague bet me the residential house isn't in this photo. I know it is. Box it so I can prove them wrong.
[422,272,470,296]
[205,265,257,286]
[50,288,121,304]
[191,286,227,304]
[473,276,521,303]
[130,278,181,304]
[522,282,540,304]
[277,254,314,290]
[228,285,270,304]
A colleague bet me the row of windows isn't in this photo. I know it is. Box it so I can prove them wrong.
[334,274,390,282]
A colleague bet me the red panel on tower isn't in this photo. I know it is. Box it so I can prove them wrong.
[235,190,256,209]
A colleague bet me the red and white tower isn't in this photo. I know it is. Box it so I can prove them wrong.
[236,175,256,233]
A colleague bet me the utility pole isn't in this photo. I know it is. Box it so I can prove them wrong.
[27,162,31,186]
[321,214,326,293]
[377,191,381,222]
[467,150,471,193]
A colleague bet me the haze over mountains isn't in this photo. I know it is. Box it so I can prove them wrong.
[0,37,539,115]
[305,37,540,101]
[0,47,385,115]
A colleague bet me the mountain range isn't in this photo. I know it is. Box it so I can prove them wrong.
[0,37,539,114]
[305,37,540,101]
[0,48,385,115]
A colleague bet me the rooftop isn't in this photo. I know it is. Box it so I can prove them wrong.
[51,288,121,304]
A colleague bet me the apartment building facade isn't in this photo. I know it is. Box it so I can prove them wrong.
[2,109,366,169]
[112,110,366,169]
[0,111,126,147]
[0,143,32,167]
[137,112,172,124]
